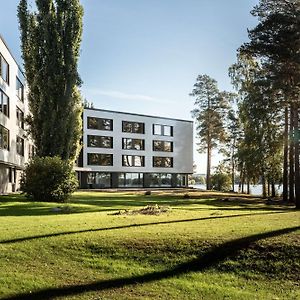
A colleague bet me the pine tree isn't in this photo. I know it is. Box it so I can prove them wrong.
[240,0,300,207]
[18,0,84,161]
[190,75,231,190]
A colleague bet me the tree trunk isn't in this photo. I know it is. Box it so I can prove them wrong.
[267,180,270,197]
[241,169,245,193]
[271,181,276,198]
[283,107,289,202]
[262,173,267,198]
[206,142,211,190]
[293,105,300,209]
[289,106,295,203]
[231,141,235,192]
[247,180,250,194]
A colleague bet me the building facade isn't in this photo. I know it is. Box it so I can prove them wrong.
[76,108,193,188]
[0,36,33,193]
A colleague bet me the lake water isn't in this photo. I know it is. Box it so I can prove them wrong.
[191,184,283,196]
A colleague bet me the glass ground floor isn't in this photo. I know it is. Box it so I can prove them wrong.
[77,172,189,189]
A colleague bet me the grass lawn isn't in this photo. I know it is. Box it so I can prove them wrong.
[0,190,299,300]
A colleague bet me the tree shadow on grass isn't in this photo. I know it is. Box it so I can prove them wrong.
[0,211,290,245]
[3,225,300,300]
[0,193,293,217]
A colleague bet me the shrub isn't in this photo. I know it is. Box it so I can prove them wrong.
[20,156,78,202]
[211,172,231,192]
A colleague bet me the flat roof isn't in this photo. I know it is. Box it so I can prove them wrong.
[0,34,25,76]
[84,107,193,123]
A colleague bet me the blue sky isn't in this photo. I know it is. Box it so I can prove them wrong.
[0,0,259,173]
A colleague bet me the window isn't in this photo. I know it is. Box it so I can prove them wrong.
[118,173,143,187]
[16,136,24,156]
[87,172,111,188]
[149,173,172,187]
[16,107,24,129]
[122,155,145,167]
[153,124,173,136]
[153,156,173,168]
[28,145,36,159]
[16,77,24,102]
[122,138,145,150]
[87,153,113,166]
[122,121,144,134]
[87,135,113,148]
[87,117,113,131]
[153,140,173,152]
[0,89,9,117]
[177,174,187,187]
[0,54,9,84]
[0,125,9,150]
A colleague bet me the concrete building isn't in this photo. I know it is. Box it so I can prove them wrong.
[0,35,33,193]
[76,108,193,188]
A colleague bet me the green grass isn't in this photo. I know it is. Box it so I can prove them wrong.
[0,190,299,300]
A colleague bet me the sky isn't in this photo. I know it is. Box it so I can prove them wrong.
[0,0,259,173]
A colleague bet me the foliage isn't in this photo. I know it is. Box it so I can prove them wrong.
[239,0,300,206]
[190,74,233,189]
[18,0,84,161]
[211,164,232,192]
[20,156,78,202]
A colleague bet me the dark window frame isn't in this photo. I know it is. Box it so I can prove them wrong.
[16,77,24,102]
[16,135,24,156]
[16,106,24,129]
[153,156,173,168]
[122,121,145,134]
[153,124,173,136]
[87,135,113,149]
[122,138,145,150]
[0,53,9,84]
[153,140,173,152]
[0,125,9,150]
[0,88,9,117]
[87,153,113,166]
[87,117,113,131]
[122,155,145,167]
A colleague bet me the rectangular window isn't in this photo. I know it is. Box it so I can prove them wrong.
[122,155,145,167]
[87,172,111,188]
[0,54,9,84]
[118,173,144,187]
[87,153,113,166]
[122,138,145,150]
[149,173,172,187]
[87,117,113,131]
[153,124,173,136]
[87,135,113,148]
[177,174,187,187]
[16,77,24,102]
[16,136,24,156]
[153,156,173,168]
[0,89,9,117]
[0,125,9,150]
[153,140,173,152]
[28,145,36,159]
[122,121,145,134]
[16,107,24,129]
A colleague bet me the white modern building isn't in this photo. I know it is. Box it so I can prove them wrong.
[76,108,193,188]
[0,35,33,193]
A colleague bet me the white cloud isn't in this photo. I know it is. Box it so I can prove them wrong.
[85,88,173,104]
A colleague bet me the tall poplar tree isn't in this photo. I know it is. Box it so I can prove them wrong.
[18,0,83,161]
[190,75,231,190]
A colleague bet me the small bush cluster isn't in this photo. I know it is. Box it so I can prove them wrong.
[211,173,231,192]
[20,156,78,202]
